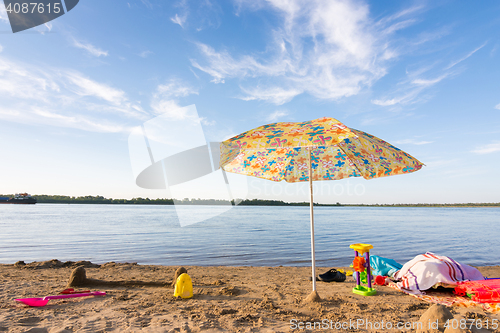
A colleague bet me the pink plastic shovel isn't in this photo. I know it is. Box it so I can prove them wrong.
[15,291,106,307]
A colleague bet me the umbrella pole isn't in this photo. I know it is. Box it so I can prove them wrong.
[308,148,316,292]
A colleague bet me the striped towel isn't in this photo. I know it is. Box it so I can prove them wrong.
[393,252,485,293]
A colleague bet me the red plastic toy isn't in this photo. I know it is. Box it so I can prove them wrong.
[374,275,387,286]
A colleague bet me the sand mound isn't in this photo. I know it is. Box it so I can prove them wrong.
[304,290,321,303]
[417,304,454,332]
[15,259,100,269]
[219,286,241,296]
[212,279,225,286]
[67,266,87,287]
[171,267,187,287]
[417,304,493,333]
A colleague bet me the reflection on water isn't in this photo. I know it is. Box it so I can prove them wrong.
[0,204,498,267]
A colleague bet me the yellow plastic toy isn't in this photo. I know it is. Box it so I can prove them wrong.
[350,243,376,296]
[173,273,193,299]
[338,269,353,276]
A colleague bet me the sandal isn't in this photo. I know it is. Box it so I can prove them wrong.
[318,268,346,282]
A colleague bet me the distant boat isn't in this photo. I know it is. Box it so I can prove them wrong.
[0,193,37,204]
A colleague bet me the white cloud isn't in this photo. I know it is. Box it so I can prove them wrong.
[411,27,452,46]
[376,4,425,25]
[150,79,198,118]
[36,22,53,34]
[0,4,8,23]
[445,42,487,70]
[0,55,146,133]
[411,74,449,86]
[372,71,453,107]
[191,43,285,84]
[192,0,418,104]
[371,89,423,106]
[139,50,153,58]
[156,79,198,98]
[33,108,129,133]
[491,44,499,57]
[362,16,485,109]
[140,0,153,9]
[240,86,301,105]
[150,99,185,118]
[72,39,108,57]
[0,57,60,102]
[472,142,500,154]
[393,139,433,145]
[495,103,500,110]
[371,98,400,106]
[265,110,289,122]
[65,72,127,105]
[200,117,216,126]
[170,0,191,29]
[0,103,131,134]
[171,13,187,28]
[0,107,20,117]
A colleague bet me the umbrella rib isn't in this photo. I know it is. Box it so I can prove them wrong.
[337,145,366,179]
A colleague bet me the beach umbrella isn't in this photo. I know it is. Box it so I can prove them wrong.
[219,117,423,300]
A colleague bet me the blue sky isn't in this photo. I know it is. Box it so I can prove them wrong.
[0,0,499,204]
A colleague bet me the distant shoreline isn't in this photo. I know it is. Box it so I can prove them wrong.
[2,194,498,207]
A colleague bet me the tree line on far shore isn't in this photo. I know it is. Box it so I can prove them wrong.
[20,195,308,206]
[2,194,499,207]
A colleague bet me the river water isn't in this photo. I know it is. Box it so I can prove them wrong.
[0,204,497,267]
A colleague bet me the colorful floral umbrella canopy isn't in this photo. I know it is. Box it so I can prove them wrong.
[221,117,423,182]
[220,117,423,298]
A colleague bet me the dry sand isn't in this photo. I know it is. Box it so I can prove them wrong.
[0,260,499,332]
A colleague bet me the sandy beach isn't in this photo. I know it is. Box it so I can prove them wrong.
[1,260,499,332]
